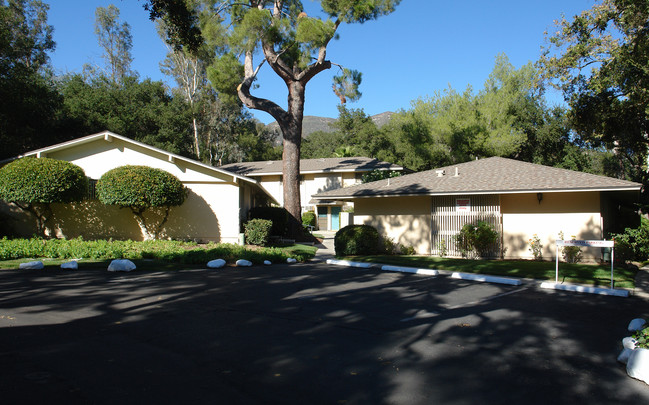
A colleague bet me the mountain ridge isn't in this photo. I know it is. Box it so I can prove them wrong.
[265,111,394,140]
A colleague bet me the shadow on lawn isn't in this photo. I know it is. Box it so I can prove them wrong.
[0,264,647,404]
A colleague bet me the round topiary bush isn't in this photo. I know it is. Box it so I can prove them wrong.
[0,157,88,236]
[97,165,187,240]
[97,165,186,209]
[334,224,381,256]
[0,157,88,204]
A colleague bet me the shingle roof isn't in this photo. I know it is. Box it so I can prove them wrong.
[220,157,403,176]
[312,157,641,199]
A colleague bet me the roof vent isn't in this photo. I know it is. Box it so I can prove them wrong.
[454,167,459,177]
[436,169,445,177]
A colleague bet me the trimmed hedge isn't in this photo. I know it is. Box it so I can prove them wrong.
[244,218,273,246]
[334,224,381,256]
[97,165,186,209]
[0,237,314,264]
[0,157,88,204]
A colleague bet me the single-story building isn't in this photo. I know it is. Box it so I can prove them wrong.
[0,131,275,243]
[312,157,642,261]
[221,157,404,231]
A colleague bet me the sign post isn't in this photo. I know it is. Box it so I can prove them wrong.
[556,239,616,289]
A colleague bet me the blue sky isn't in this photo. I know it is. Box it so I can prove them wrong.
[45,0,595,124]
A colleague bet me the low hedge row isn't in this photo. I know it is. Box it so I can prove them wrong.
[0,237,311,264]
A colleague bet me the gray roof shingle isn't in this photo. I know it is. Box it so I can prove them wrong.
[312,157,641,199]
[220,157,403,176]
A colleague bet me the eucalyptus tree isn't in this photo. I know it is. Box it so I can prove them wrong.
[198,0,400,235]
[91,4,135,84]
[158,16,213,159]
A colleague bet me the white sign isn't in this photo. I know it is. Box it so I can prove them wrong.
[557,239,614,248]
[555,239,616,290]
[456,198,471,212]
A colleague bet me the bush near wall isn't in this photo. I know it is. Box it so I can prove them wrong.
[613,217,649,262]
[249,206,289,236]
[0,157,88,236]
[0,157,88,203]
[244,219,273,246]
[302,211,316,227]
[0,237,313,264]
[97,165,186,209]
[334,225,381,256]
[455,221,499,259]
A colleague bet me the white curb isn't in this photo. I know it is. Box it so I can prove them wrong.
[451,272,522,286]
[381,265,439,276]
[326,259,372,268]
[540,282,629,297]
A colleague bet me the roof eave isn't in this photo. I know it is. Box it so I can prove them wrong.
[20,131,260,186]
[314,186,642,200]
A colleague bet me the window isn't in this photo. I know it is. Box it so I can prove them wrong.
[86,178,98,200]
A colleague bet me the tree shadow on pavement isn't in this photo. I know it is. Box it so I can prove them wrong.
[0,264,647,404]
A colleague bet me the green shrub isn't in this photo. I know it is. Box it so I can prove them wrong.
[455,221,499,259]
[334,225,381,256]
[399,244,416,255]
[97,166,187,240]
[383,236,397,254]
[302,211,316,227]
[244,219,273,246]
[612,217,649,262]
[632,325,649,349]
[0,157,88,204]
[437,239,447,257]
[528,234,543,260]
[0,237,315,263]
[0,157,88,236]
[97,165,186,209]
[558,231,582,264]
[249,206,289,236]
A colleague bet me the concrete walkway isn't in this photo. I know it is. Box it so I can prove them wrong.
[312,230,336,262]
[635,265,649,299]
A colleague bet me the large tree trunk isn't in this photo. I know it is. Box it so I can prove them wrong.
[278,81,305,236]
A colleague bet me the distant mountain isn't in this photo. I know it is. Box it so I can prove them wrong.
[265,111,394,142]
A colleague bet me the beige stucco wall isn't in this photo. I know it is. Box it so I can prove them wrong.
[257,175,283,206]
[501,191,603,261]
[258,172,361,212]
[2,137,254,243]
[353,196,432,254]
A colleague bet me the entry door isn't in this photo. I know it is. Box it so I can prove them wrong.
[331,206,341,231]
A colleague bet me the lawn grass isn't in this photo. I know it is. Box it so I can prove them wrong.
[340,255,638,289]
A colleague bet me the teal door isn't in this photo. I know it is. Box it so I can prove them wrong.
[331,206,341,231]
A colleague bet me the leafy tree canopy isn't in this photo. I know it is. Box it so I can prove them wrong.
[0,0,61,159]
[539,0,649,186]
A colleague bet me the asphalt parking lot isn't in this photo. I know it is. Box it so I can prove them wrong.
[1,262,648,404]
